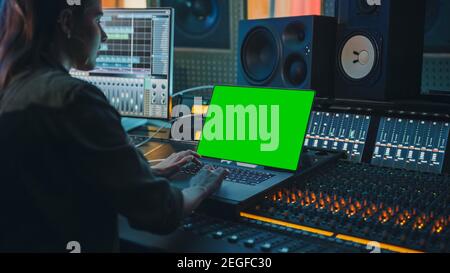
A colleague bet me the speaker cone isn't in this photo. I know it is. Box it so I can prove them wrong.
[241,27,279,84]
[172,0,220,36]
[339,34,377,80]
[284,54,307,86]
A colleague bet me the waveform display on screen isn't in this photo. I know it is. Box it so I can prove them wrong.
[71,9,173,119]
[95,9,171,77]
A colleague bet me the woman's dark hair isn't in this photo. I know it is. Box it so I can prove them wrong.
[0,0,92,89]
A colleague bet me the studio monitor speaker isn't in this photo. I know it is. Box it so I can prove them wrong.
[334,0,426,101]
[154,0,246,93]
[161,0,230,49]
[238,16,337,98]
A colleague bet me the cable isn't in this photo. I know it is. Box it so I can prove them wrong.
[134,85,214,147]
[172,85,215,98]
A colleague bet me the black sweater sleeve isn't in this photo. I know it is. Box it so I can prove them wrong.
[61,83,184,235]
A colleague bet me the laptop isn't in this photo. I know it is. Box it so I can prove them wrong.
[170,85,316,203]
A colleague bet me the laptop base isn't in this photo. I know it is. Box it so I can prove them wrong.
[184,149,346,219]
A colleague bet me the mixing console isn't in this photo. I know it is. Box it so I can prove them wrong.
[243,161,450,253]
[120,212,374,253]
[372,118,449,173]
[305,112,370,162]
[123,108,450,253]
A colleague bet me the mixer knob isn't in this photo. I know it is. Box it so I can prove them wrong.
[213,231,224,239]
[228,235,239,244]
[244,239,255,248]
[278,247,290,253]
[261,243,272,252]
[183,223,193,231]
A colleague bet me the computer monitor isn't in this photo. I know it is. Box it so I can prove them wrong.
[71,8,174,119]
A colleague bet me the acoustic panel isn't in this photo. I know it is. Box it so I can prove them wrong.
[322,0,336,17]
[422,54,450,94]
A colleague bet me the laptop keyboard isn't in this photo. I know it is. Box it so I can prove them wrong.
[129,135,151,148]
[181,164,275,186]
[129,136,275,185]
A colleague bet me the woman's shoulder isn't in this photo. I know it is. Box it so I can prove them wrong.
[0,67,107,113]
[29,68,108,105]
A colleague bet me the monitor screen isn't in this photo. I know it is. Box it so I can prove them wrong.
[71,8,173,119]
[197,86,315,171]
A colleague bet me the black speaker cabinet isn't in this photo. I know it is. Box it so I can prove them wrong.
[424,0,450,53]
[160,0,230,49]
[238,16,337,98]
[153,0,246,93]
[334,0,426,101]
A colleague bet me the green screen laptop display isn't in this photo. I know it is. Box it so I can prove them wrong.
[197,86,315,171]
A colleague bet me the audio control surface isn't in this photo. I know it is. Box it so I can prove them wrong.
[244,161,450,253]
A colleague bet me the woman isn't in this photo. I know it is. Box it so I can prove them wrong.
[0,0,227,252]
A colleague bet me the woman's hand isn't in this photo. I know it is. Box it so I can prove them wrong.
[151,150,202,178]
[182,166,229,216]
